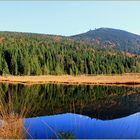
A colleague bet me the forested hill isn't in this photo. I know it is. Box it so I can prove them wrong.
[0,31,140,75]
[71,28,140,55]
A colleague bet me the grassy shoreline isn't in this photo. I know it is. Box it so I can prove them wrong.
[0,74,140,86]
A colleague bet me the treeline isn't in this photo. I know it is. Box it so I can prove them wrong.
[0,32,140,75]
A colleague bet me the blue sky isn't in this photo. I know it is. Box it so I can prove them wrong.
[0,1,140,36]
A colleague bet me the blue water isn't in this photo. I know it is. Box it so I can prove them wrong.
[24,112,140,139]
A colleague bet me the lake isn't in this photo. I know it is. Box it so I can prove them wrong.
[0,83,140,138]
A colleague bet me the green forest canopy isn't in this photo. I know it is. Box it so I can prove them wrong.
[0,32,140,75]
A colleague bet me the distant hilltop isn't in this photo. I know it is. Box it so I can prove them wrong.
[71,27,140,55]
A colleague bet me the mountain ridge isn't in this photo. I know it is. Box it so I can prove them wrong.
[71,27,140,55]
[1,28,140,55]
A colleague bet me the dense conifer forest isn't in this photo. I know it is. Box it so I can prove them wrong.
[0,32,140,75]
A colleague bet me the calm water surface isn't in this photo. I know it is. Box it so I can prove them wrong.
[0,83,140,138]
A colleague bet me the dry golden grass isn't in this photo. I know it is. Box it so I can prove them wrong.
[0,93,29,139]
[0,74,140,86]
[0,114,24,139]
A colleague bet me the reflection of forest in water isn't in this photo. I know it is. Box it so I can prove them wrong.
[0,83,140,120]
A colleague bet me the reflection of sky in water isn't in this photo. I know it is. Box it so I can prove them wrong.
[24,113,140,139]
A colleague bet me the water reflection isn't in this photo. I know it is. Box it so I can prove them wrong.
[24,112,140,139]
[0,83,140,119]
